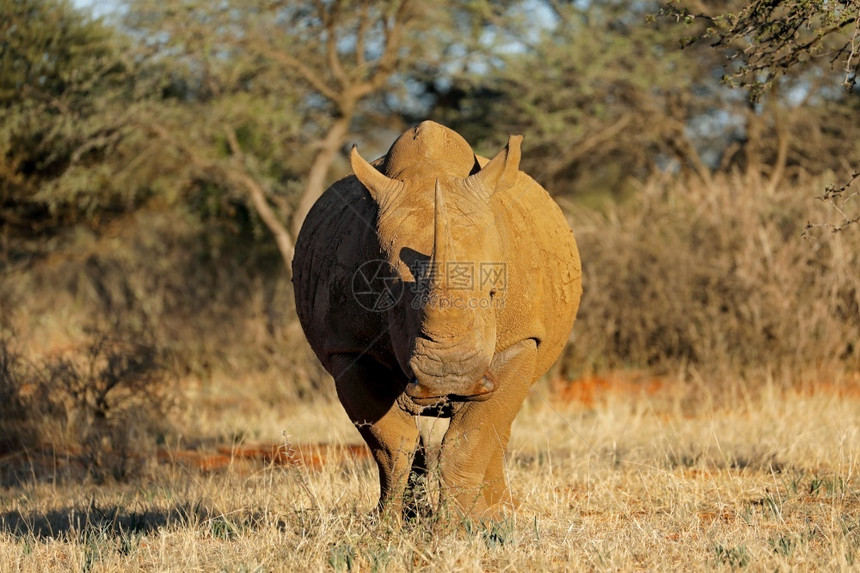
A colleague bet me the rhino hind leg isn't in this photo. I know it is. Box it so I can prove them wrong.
[330,354,419,519]
[438,339,537,520]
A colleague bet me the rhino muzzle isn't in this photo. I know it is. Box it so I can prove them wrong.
[405,371,497,405]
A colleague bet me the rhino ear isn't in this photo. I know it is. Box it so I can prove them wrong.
[466,135,523,198]
[350,145,401,202]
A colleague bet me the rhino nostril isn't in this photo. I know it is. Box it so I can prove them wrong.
[405,378,436,400]
[474,373,496,395]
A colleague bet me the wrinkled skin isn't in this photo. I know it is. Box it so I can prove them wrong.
[293,121,581,520]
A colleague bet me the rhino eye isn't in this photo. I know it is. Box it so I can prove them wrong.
[489,288,497,298]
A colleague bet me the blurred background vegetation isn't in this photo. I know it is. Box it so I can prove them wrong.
[1,0,859,477]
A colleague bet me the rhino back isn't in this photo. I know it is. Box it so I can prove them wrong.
[292,175,393,372]
[491,171,582,379]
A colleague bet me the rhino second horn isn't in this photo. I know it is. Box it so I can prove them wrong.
[466,134,523,197]
[350,145,402,202]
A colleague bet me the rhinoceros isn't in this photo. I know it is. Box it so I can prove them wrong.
[292,121,581,519]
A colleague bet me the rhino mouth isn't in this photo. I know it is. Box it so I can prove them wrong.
[406,332,496,405]
[404,372,497,406]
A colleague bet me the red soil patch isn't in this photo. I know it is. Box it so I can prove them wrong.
[160,443,372,473]
[697,510,735,524]
[553,371,664,407]
[554,371,860,407]
[216,443,371,469]
[0,443,372,478]
[791,375,860,400]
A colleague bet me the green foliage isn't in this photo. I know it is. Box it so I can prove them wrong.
[0,0,138,249]
[712,543,751,568]
[0,0,121,106]
[433,2,744,198]
[123,0,312,195]
[434,1,860,203]
[662,0,860,94]
[328,542,358,571]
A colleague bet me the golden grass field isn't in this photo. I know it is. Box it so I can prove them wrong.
[2,370,859,572]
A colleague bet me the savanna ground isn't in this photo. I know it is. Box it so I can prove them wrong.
[2,372,860,571]
[1,175,858,571]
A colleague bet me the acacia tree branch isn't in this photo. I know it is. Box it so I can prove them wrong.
[183,0,415,265]
[289,0,413,240]
[258,47,340,102]
[289,116,351,240]
[355,2,369,67]
[541,115,634,181]
[147,121,295,271]
[353,0,411,98]
[663,1,860,91]
[320,0,349,88]
[146,122,209,170]
[804,169,860,235]
[844,12,860,89]
[224,126,295,272]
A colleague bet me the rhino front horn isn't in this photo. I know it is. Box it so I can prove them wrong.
[350,145,403,203]
[431,178,456,288]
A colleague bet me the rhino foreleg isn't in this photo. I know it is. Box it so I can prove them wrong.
[483,444,519,509]
[402,434,432,519]
[438,339,537,519]
[330,355,419,519]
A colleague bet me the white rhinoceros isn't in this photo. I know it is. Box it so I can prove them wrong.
[293,121,581,519]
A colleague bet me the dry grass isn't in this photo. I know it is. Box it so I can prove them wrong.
[1,374,859,571]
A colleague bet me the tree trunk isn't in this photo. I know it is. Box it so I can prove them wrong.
[290,116,351,240]
[229,170,295,274]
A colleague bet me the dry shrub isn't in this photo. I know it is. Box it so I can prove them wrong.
[41,335,174,481]
[0,332,174,483]
[562,172,860,382]
[0,208,329,400]
[0,335,37,455]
